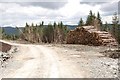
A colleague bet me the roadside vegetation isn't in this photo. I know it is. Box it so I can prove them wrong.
[19,21,69,43]
[0,27,19,40]
[1,10,120,48]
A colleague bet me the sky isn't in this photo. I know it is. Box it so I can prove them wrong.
[0,0,119,27]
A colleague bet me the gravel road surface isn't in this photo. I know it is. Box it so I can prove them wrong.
[0,41,118,78]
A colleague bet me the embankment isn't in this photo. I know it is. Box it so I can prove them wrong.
[0,41,12,52]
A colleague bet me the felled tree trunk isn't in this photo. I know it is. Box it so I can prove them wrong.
[66,26,117,46]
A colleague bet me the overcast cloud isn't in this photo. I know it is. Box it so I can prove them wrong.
[18,2,67,10]
[0,0,119,27]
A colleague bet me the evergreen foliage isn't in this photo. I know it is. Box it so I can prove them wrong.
[21,21,69,43]
[78,18,84,26]
[111,12,120,46]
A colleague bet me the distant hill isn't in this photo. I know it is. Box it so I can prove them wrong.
[1,25,74,36]
[66,25,78,30]
[1,26,23,36]
[2,24,115,36]
[1,25,78,36]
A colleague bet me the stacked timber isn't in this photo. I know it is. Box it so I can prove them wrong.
[66,26,117,46]
[94,31,117,46]
[66,27,102,46]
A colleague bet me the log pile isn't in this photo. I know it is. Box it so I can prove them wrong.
[94,31,117,46]
[66,26,117,46]
[66,27,102,46]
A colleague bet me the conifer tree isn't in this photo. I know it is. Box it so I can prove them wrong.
[41,21,44,26]
[97,12,102,30]
[112,12,120,49]
[86,10,95,26]
[78,18,84,26]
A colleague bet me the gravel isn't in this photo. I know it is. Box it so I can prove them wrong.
[50,44,119,78]
[0,46,18,68]
[1,44,119,78]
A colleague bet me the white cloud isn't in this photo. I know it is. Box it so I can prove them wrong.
[19,2,67,10]
[102,15,113,24]
[0,0,67,2]
[0,0,118,27]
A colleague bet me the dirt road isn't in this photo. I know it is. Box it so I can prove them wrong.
[1,43,86,78]
[0,41,118,78]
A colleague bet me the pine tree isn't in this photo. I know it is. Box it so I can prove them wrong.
[97,12,102,30]
[112,12,118,37]
[38,22,44,42]
[41,21,44,26]
[42,23,54,43]
[104,21,109,31]
[31,23,34,27]
[22,22,30,41]
[90,10,92,16]
[86,10,95,26]
[25,22,29,27]
[53,22,56,28]
[78,18,84,26]
[58,21,63,29]
[48,23,54,43]
[86,15,90,25]
[112,12,120,49]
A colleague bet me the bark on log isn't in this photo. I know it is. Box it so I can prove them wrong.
[66,26,117,46]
